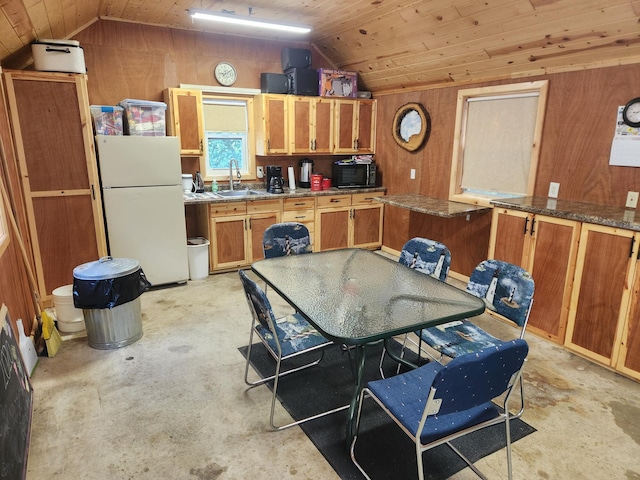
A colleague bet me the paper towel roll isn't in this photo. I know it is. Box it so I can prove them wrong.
[288,166,296,190]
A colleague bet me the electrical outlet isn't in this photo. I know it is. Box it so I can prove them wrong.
[626,191,639,209]
[410,169,416,180]
[548,182,560,198]
[256,166,264,179]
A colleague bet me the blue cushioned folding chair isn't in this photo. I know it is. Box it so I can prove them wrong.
[239,270,348,430]
[262,222,312,259]
[416,259,534,417]
[351,339,529,480]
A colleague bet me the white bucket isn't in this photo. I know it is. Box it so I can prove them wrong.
[52,285,85,333]
[187,237,210,280]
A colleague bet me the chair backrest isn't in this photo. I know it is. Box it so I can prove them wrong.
[466,259,535,328]
[429,339,529,416]
[398,237,451,282]
[263,222,312,259]
[238,270,282,342]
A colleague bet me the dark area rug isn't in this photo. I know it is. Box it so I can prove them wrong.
[239,340,535,480]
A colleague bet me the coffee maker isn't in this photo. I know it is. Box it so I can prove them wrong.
[266,165,284,194]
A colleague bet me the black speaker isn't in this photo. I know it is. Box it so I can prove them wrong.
[281,47,312,71]
[286,68,318,96]
[260,73,290,94]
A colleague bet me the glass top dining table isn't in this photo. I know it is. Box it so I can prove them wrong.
[251,248,486,445]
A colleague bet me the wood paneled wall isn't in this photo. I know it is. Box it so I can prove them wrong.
[376,64,640,276]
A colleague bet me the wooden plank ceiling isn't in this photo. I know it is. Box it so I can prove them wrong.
[1,0,639,93]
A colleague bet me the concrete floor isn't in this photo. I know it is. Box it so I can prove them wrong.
[26,267,640,480]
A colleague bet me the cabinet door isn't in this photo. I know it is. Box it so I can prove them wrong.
[4,71,106,301]
[355,100,376,153]
[314,98,334,154]
[526,215,580,343]
[617,249,640,380]
[255,95,288,155]
[289,97,313,154]
[352,204,383,248]
[248,212,280,262]
[165,88,204,155]
[210,216,248,270]
[334,100,357,153]
[316,208,350,250]
[488,208,531,267]
[565,225,637,366]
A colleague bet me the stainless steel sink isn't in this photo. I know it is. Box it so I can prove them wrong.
[215,189,266,198]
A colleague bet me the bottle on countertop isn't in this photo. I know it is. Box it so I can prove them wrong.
[211,179,219,192]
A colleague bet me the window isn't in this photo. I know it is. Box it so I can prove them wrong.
[449,81,548,206]
[202,96,255,180]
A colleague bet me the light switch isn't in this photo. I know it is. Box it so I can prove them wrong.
[410,169,416,180]
[548,182,560,198]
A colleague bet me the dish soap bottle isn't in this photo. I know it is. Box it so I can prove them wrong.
[211,179,219,192]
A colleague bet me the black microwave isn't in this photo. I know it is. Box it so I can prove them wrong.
[332,162,377,188]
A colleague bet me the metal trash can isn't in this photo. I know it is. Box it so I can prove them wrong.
[73,257,151,350]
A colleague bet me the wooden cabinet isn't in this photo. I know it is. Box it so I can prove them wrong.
[289,97,334,154]
[255,94,288,155]
[333,99,376,154]
[489,208,580,343]
[164,88,204,156]
[565,225,639,370]
[208,200,281,271]
[315,192,383,251]
[282,197,315,248]
[617,258,640,380]
[3,71,107,303]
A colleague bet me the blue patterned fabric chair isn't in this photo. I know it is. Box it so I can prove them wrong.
[398,237,451,281]
[262,222,312,259]
[239,270,347,430]
[351,339,530,480]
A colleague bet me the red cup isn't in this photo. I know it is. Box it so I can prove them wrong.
[322,177,332,190]
[311,174,323,191]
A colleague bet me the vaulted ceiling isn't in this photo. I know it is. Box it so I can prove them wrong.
[1,0,639,92]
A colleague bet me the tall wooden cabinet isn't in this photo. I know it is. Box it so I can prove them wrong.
[3,71,106,303]
[489,208,580,344]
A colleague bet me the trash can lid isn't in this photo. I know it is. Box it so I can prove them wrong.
[73,256,140,280]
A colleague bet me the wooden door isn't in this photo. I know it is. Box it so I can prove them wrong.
[488,208,531,267]
[165,88,204,155]
[248,212,280,262]
[565,225,637,366]
[316,209,350,250]
[351,205,383,248]
[355,100,376,153]
[334,100,356,153]
[617,251,640,380]
[313,98,334,154]
[4,71,106,301]
[526,215,580,343]
[289,97,313,154]
[210,216,248,270]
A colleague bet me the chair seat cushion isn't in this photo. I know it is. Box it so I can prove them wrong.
[368,360,500,445]
[256,313,329,357]
[418,320,501,358]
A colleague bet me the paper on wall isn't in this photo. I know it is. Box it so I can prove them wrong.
[609,106,640,167]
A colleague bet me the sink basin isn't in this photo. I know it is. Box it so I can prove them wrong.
[216,189,265,198]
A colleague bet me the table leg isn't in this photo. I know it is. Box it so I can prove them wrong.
[383,338,419,371]
[346,344,366,449]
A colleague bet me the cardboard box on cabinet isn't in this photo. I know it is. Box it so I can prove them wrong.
[318,69,357,98]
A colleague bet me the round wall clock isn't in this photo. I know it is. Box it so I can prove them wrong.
[622,97,640,128]
[392,102,431,152]
[214,62,237,86]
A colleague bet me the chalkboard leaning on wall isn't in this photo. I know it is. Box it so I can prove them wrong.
[0,303,33,480]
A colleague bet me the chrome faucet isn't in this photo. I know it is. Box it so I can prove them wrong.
[229,158,241,190]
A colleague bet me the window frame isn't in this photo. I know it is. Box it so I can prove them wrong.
[448,80,549,206]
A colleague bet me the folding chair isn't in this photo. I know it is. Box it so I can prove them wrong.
[351,339,530,480]
[262,222,312,259]
[239,270,348,430]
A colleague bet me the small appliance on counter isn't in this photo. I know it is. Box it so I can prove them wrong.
[266,165,284,194]
[299,158,314,188]
[193,171,205,193]
[332,157,377,188]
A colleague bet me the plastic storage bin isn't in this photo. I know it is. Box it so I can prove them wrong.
[73,257,151,350]
[90,105,124,135]
[187,238,210,280]
[119,99,167,136]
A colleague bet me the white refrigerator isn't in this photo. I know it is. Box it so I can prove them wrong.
[95,135,189,286]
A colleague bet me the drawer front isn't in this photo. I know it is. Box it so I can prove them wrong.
[209,202,247,217]
[316,194,351,209]
[352,192,383,205]
[247,199,282,214]
[284,196,315,210]
[283,209,315,223]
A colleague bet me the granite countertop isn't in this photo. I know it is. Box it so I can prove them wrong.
[183,185,386,205]
[373,193,491,218]
[491,196,640,232]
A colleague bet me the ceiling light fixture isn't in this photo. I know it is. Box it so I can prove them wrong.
[190,9,311,34]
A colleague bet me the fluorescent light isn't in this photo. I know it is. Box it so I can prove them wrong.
[190,10,311,34]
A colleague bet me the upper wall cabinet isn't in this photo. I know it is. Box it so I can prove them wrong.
[255,94,289,156]
[289,96,334,155]
[164,88,205,156]
[334,99,376,154]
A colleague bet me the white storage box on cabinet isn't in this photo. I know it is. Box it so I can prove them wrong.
[32,39,86,74]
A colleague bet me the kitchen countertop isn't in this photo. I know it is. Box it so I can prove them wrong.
[491,196,640,232]
[373,193,491,218]
[183,185,386,205]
